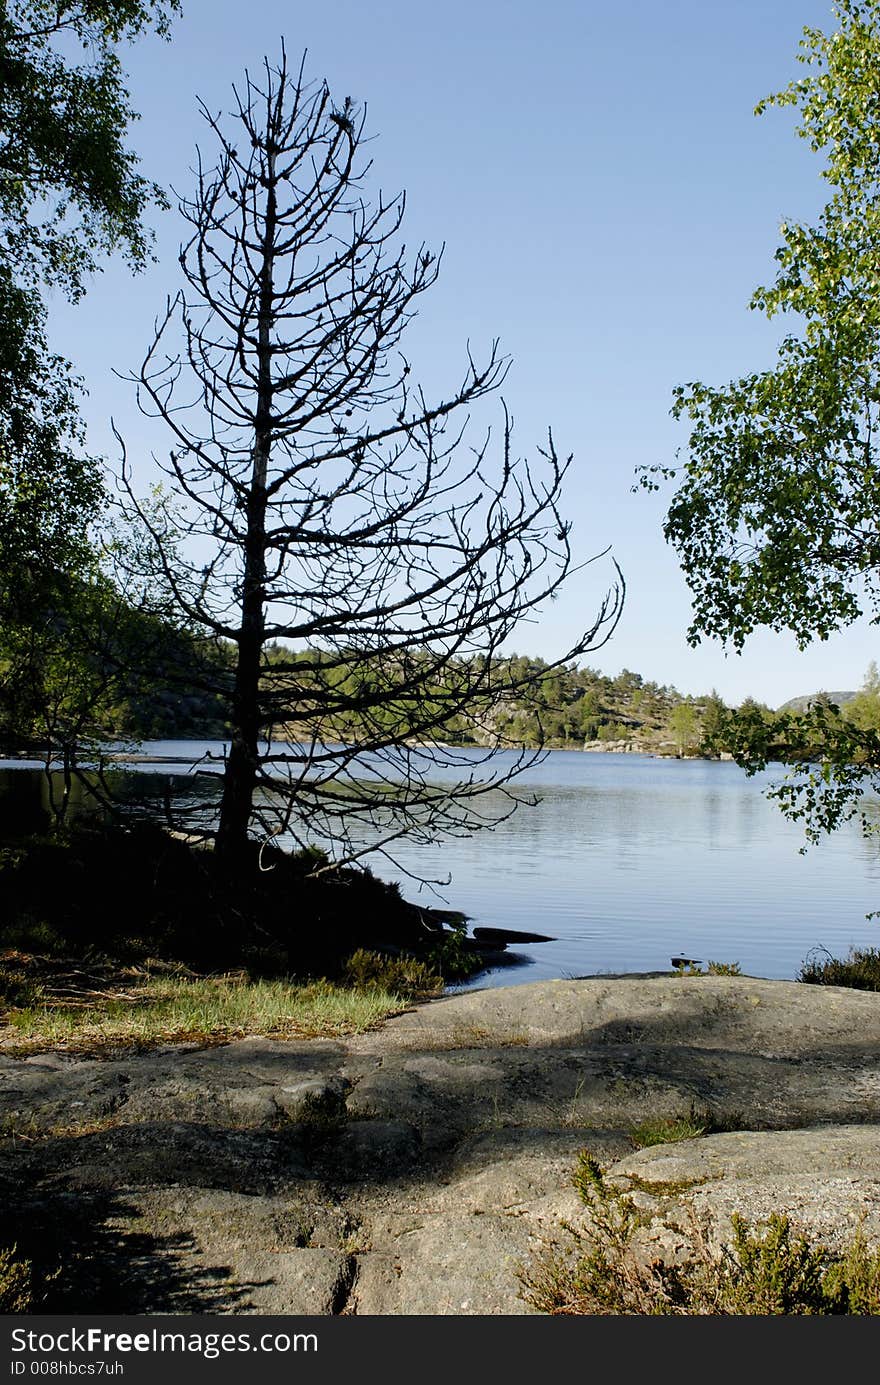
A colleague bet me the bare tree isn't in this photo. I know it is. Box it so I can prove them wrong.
[120,47,623,873]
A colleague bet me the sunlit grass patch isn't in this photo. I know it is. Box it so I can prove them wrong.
[1,970,407,1055]
[629,1115,707,1148]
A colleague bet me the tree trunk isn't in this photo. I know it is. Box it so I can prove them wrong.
[214,149,277,870]
[214,565,264,864]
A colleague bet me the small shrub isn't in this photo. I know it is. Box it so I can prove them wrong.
[717,1212,828,1314]
[675,960,742,977]
[343,948,444,1000]
[0,1246,32,1312]
[823,1226,880,1314]
[0,964,45,1010]
[520,1153,880,1315]
[523,1153,684,1314]
[425,922,482,981]
[798,946,880,991]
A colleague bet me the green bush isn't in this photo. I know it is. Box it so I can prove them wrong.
[798,946,880,991]
[675,960,742,977]
[425,922,482,981]
[343,948,444,1000]
[520,1152,880,1315]
[823,1229,880,1314]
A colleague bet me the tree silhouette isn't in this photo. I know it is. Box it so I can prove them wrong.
[120,48,622,870]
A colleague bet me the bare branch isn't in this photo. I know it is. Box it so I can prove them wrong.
[116,48,622,870]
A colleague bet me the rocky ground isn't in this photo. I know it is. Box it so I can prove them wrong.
[2,974,880,1314]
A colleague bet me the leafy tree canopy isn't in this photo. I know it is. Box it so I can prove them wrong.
[0,3,181,690]
[642,0,880,652]
[0,1,181,300]
[0,3,182,761]
[638,2,880,848]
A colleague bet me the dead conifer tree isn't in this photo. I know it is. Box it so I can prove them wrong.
[120,47,622,872]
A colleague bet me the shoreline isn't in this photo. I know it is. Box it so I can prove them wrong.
[0,742,730,767]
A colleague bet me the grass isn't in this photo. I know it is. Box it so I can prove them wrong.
[798,946,880,991]
[520,1151,880,1315]
[0,961,409,1055]
[629,1114,708,1148]
[629,1103,739,1150]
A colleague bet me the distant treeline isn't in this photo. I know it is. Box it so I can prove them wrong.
[256,651,880,755]
[123,643,761,755]
[5,590,877,758]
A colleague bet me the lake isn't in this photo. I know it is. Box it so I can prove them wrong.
[3,744,879,988]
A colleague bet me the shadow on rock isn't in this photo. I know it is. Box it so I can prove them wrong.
[0,1182,257,1313]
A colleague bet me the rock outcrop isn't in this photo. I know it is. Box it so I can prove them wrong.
[2,976,879,1314]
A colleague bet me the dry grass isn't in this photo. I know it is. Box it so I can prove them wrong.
[0,1246,32,1312]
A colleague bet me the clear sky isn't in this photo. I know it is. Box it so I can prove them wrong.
[46,0,877,708]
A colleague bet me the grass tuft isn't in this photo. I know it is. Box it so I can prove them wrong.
[629,1115,707,1148]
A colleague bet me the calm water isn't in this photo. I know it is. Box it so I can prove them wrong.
[3,745,880,988]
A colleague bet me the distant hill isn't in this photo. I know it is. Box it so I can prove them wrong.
[777,691,857,714]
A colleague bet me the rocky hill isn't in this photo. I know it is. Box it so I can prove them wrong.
[3,975,880,1314]
[777,691,857,714]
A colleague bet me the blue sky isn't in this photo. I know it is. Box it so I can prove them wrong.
[47,0,875,707]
